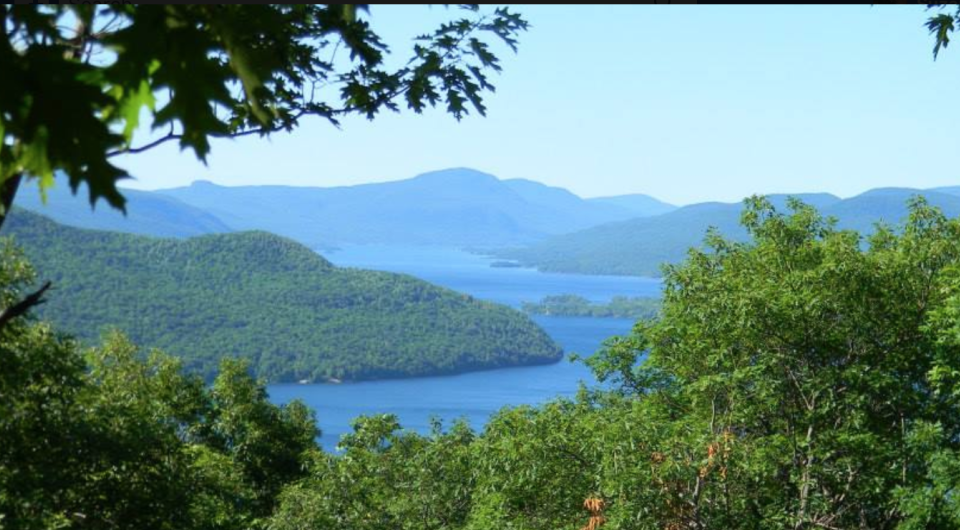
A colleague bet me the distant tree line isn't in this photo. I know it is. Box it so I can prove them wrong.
[522,294,660,320]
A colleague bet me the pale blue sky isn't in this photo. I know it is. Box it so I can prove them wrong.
[117,5,960,205]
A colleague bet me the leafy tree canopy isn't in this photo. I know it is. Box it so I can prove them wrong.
[583,196,960,528]
[0,4,526,212]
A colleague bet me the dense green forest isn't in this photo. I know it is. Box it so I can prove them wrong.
[498,188,960,276]
[6,210,562,382]
[4,196,960,529]
[521,294,660,320]
[5,4,960,528]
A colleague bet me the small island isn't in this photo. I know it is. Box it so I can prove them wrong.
[521,294,660,320]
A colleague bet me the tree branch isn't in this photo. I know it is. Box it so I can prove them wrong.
[0,281,52,330]
[106,130,181,157]
[103,76,427,160]
[104,110,320,158]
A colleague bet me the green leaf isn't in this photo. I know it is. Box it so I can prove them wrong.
[117,79,156,143]
[927,13,955,59]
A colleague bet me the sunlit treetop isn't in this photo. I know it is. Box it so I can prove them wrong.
[0,4,527,211]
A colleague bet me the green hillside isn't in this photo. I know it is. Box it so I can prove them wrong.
[7,210,562,382]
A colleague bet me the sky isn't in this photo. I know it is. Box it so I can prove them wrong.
[116,5,960,206]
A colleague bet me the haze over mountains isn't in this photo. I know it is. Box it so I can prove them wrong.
[18,180,232,238]
[20,168,675,249]
[933,185,960,197]
[152,168,675,248]
[497,188,960,276]
[19,168,960,278]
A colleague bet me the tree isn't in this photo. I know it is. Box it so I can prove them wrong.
[0,241,320,529]
[586,197,960,529]
[0,3,526,322]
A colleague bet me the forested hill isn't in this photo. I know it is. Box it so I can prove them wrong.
[497,188,960,276]
[7,210,562,382]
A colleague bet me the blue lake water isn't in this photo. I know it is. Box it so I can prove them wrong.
[268,245,660,451]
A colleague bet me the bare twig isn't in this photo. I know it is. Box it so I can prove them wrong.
[0,281,52,330]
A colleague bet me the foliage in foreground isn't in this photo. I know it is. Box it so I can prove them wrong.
[1,334,317,527]
[3,197,960,530]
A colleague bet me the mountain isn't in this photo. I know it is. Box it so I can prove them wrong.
[154,168,673,248]
[496,189,960,277]
[496,201,749,277]
[586,194,677,217]
[17,179,232,238]
[933,185,960,197]
[824,188,960,233]
[502,179,675,224]
[8,209,562,382]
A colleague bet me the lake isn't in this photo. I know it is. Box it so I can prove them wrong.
[268,245,660,451]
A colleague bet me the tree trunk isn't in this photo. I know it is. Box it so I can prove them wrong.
[0,172,51,330]
[0,172,23,232]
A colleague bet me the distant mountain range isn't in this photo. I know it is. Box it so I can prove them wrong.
[495,188,960,277]
[18,168,675,248]
[933,185,960,197]
[584,193,678,217]
[17,180,232,238]
[153,168,675,248]
[16,170,959,279]
[9,209,562,382]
